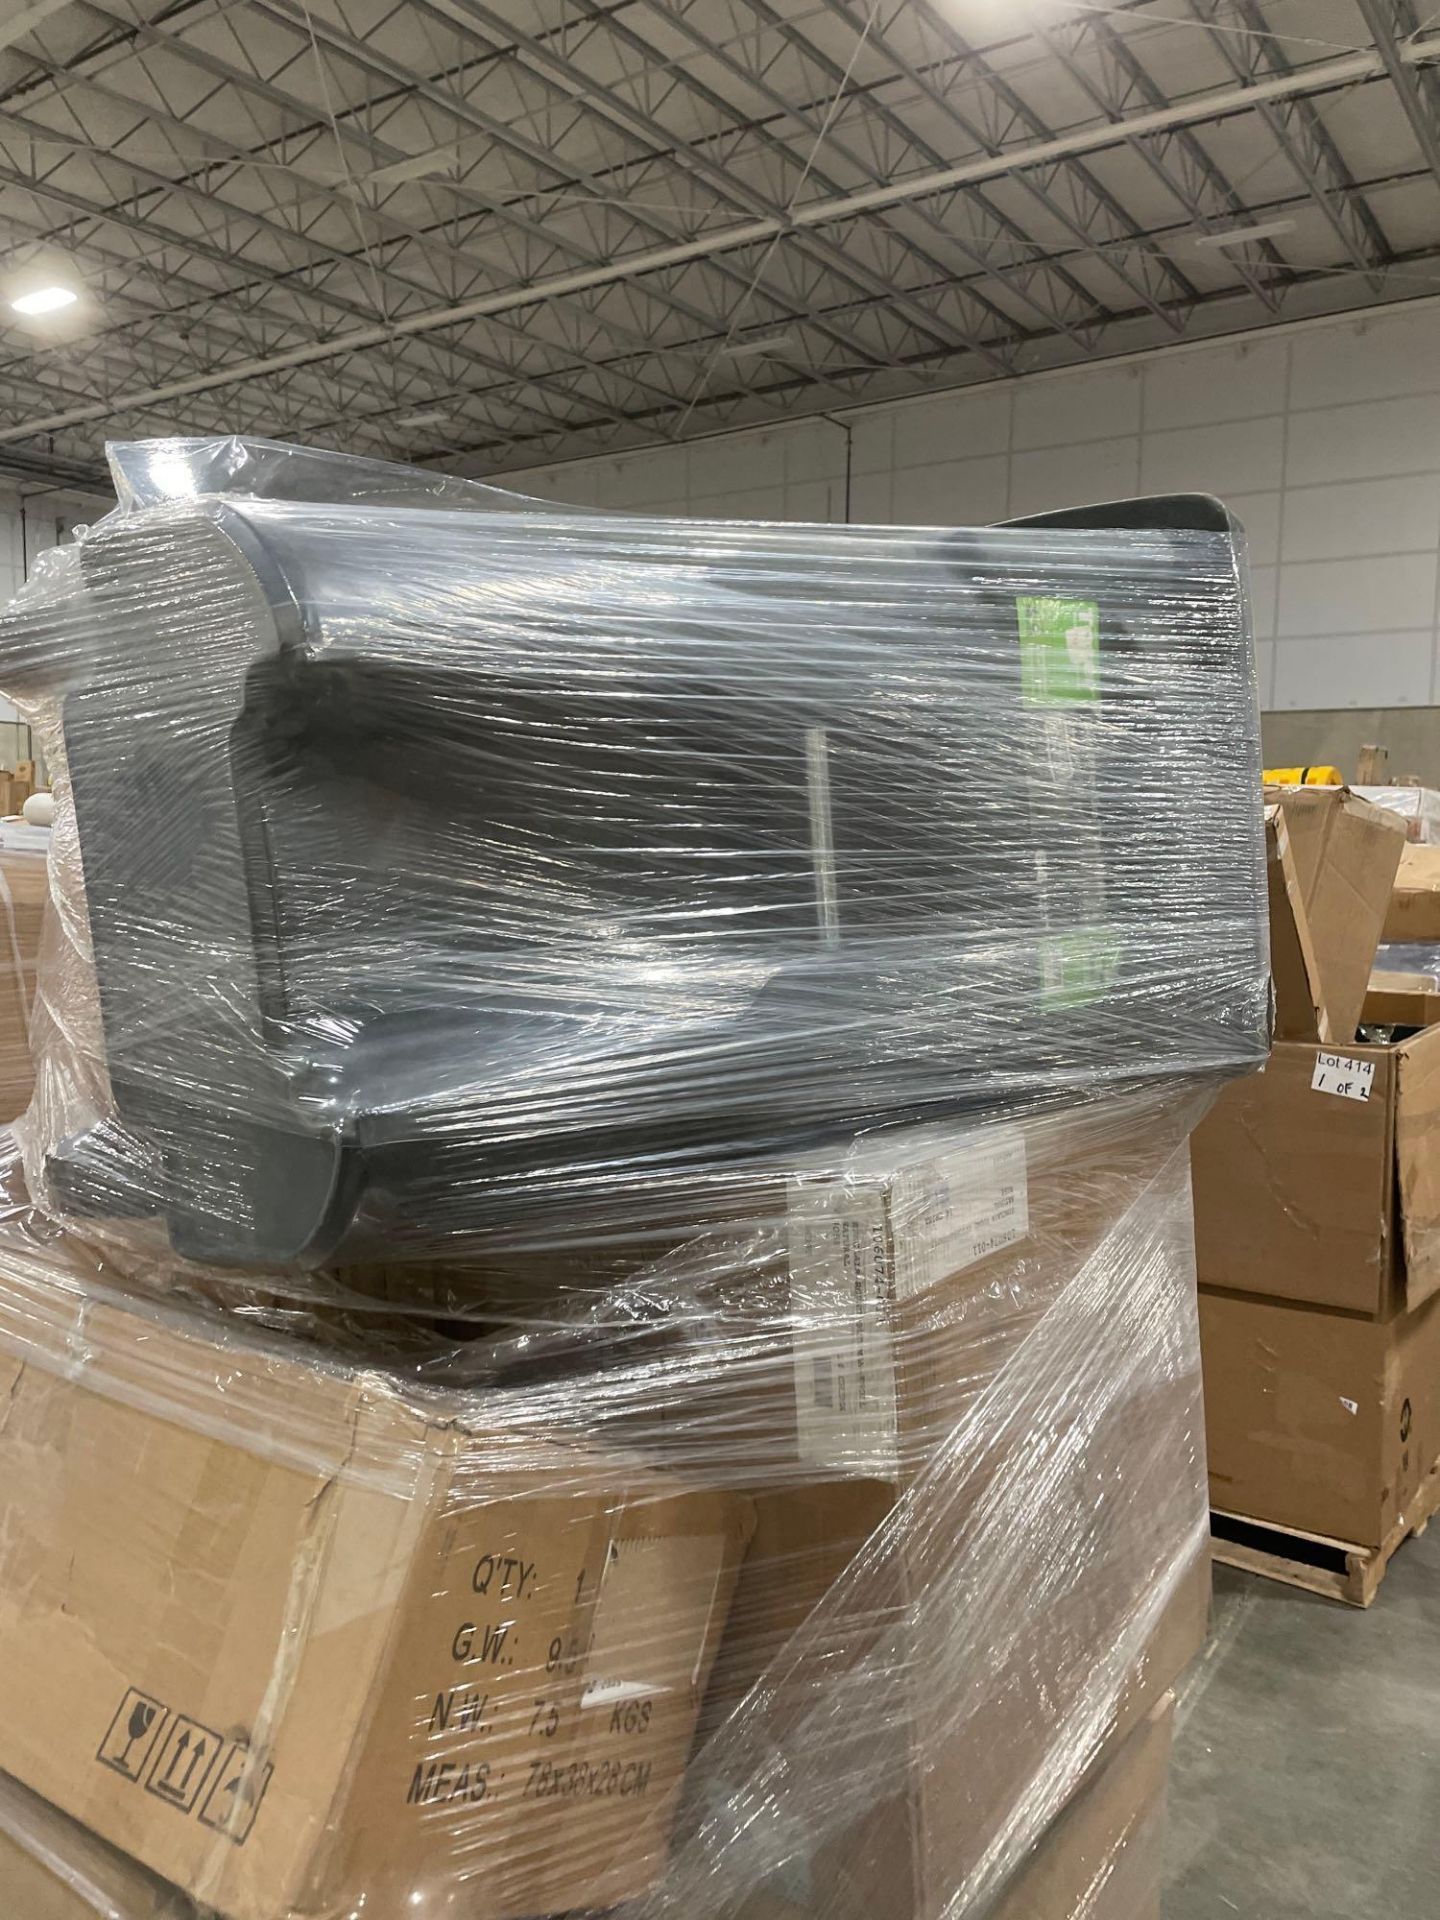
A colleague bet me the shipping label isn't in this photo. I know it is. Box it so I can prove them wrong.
[1311,1052,1375,1102]
[890,1128,1029,1301]
[785,1130,1030,1466]
[786,1176,899,1472]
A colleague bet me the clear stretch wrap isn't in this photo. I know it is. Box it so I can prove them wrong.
[0,438,1268,1920]
[1375,943,1440,985]
[1354,784,1440,845]
[0,439,1265,1272]
[0,1088,1205,1920]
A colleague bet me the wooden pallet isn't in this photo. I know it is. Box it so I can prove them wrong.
[1211,1457,1440,1608]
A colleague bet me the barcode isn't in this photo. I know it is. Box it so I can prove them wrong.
[810,1353,836,1410]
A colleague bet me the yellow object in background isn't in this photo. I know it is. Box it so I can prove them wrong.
[1263,765,1342,787]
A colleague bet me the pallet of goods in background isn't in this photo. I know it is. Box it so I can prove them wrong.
[1193,783,1440,1606]
[0,759,34,819]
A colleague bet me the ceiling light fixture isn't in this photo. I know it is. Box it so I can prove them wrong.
[10,285,79,315]
[394,410,451,430]
[1193,219,1296,249]
[718,333,799,359]
[368,150,456,187]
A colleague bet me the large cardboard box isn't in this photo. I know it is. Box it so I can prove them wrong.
[0,1275,753,1920]
[0,1694,1175,1920]
[1364,970,1440,1029]
[1267,786,1404,1043]
[1190,1028,1440,1316]
[705,1499,1202,1920]
[1384,842,1440,941]
[692,1109,1208,1920]
[989,1694,1173,1920]
[341,1101,1205,1920]
[1200,1287,1440,1546]
[724,1688,1176,1920]
[712,1093,1209,1481]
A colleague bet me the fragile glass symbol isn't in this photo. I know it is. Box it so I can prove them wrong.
[119,1700,156,1766]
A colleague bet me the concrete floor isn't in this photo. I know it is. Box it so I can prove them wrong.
[1164,1527,1440,1917]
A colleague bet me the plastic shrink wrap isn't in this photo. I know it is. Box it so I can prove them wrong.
[1355,784,1440,845]
[0,441,1264,1268]
[0,439,1267,1920]
[1375,944,1440,986]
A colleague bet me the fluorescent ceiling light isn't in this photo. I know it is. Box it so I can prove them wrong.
[719,332,799,359]
[394,409,451,429]
[369,150,456,187]
[10,284,79,315]
[1193,219,1296,249]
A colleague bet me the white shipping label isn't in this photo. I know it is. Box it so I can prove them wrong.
[1311,1052,1375,1103]
[890,1129,1030,1302]
[580,1534,726,1706]
[785,1177,898,1473]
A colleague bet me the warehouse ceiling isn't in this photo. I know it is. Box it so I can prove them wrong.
[0,0,1437,488]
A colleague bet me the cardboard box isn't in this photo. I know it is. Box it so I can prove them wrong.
[1200,1287,1440,1547]
[761,1094,1212,1480]
[1364,970,1440,1030]
[724,1685,1176,1920]
[1191,1027,1440,1316]
[427,1100,1205,1480]
[1266,786,1404,1043]
[695,1112,1208,1920]
[336,1103,1206,1920]
[706,1501,1202,1920]
[1266,808,1331,1043]
[1385,843,1440,942]
[0,1276,753,1920]
[989,1694,1172,1920]
[0,847,45,1121]
[0,774,34,819]
[0,1688,1174,1920]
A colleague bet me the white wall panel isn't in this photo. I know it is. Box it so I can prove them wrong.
[895,385,1010,464]
[1141,338,1287,431]
[1249,566,1279,642]
[1139,416,1285,497]
[1285,393,1440,485]
[1013,363,1141,449]
[492,302,1440,711]
[1287,307,1440,409]
[891,454,1008,528]
[1277,553,1438,636]
[1272,632,1434,710]
[1009,436,1141,518]
[1281,476,1440,563]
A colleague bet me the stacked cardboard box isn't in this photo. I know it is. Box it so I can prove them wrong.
[674,1097,1212,1920]
[1192,788,1440,1596]
[0,1693,1179,1920]
[0,1090,1217,1920]
[0,1250,754,1920]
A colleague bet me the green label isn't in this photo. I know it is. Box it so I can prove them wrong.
[1016,596,1100,705]
[1040,927,1119,1010]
